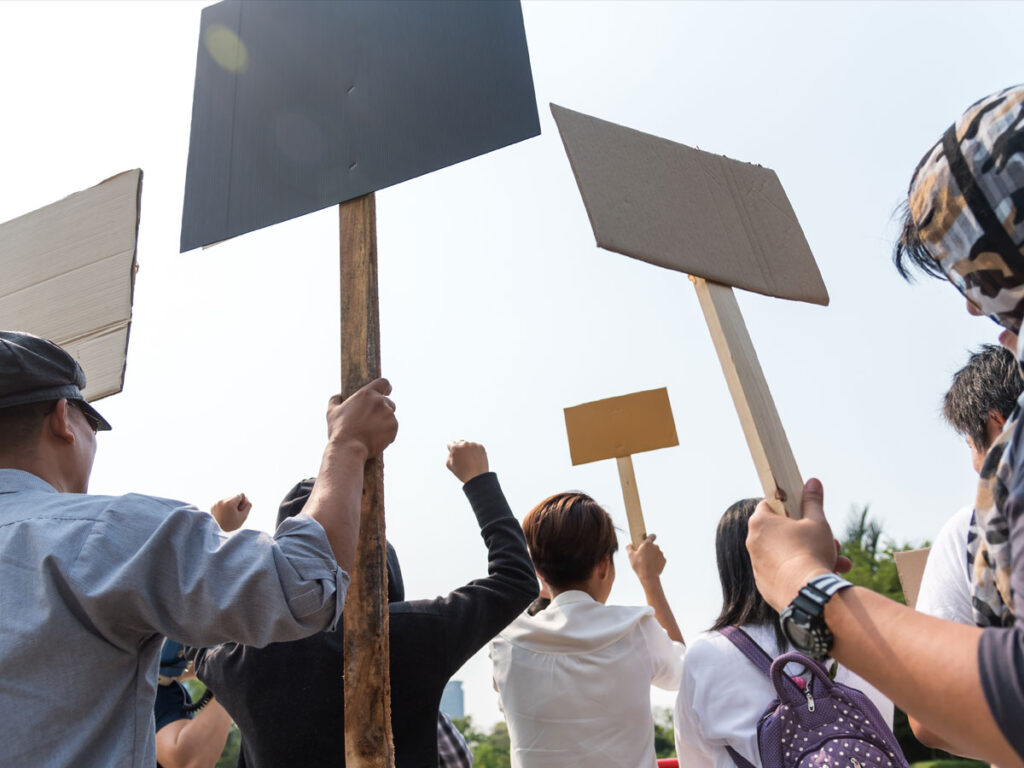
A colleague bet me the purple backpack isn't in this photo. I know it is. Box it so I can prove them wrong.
[719,627,908,768]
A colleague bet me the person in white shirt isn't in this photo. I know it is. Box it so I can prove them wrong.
[490,491,685,768]
[674,498,893,768]
[911,343,1021,750]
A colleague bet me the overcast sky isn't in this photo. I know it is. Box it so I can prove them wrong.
[1,0,1021,725]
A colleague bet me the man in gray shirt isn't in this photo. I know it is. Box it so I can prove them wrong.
[0,330,398,767]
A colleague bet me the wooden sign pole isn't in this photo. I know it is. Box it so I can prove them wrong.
[614,456,647,547]
[339,193,395,768]
[691,277,804,518]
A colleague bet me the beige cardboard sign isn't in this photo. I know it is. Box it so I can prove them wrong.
[550,104,828,306]
[0,170,142,402]
[894,547,931,609]
[564,387,678,466]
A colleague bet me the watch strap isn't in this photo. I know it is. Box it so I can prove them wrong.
[807,573,853,598]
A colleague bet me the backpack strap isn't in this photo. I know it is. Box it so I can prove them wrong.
[725,746,758,768]
[719,626,774,677]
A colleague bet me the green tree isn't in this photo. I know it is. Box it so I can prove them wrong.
[452,715,511,768]
[653,706,676,758]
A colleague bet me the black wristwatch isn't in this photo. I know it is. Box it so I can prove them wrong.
[779,573,853,660]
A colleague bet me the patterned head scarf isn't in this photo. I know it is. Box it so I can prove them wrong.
[907,84,1024,627]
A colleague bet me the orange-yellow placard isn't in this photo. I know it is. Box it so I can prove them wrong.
[893,547,931,609]
[564,387,678,466]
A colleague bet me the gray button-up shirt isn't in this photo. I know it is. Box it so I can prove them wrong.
[0,469,348,767]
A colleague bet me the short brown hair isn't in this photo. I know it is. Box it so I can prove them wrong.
[522,492,619,590]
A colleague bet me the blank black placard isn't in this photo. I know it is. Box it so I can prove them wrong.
[181,0,539,252]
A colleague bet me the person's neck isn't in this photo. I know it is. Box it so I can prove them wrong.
[0,454,75,493]
[550,582,603,603]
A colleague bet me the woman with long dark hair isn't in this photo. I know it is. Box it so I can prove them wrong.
[673,499,893,768]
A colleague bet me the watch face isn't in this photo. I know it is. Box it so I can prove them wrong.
[781,610,813,650]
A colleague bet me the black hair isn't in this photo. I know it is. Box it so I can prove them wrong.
[893,201,946,282]
[0,400,55,453]
[709,497,788,651]
[944,344,1022,451]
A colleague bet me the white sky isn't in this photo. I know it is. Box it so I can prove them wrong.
[1,0,1021,727]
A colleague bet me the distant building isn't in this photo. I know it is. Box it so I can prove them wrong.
[440,680,465,719]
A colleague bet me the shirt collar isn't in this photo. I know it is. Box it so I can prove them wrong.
[0,469,59,495]
[550,589,597,607]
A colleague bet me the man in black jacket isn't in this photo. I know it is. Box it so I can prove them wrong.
[194,440,537,767]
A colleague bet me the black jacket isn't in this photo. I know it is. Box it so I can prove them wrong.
[194,472,537,767]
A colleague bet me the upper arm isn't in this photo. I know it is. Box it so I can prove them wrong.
[640,615,684,690]
[70,500,346,648]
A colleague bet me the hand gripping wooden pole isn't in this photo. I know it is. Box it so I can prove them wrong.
[339,193,395,767]
[691,277,804,518]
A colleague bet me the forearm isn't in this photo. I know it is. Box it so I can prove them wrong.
[302,442,367,572]
[907,714,962,755]
[641,577,684,644]
[825,586,1018,767]
[156,698,233,768]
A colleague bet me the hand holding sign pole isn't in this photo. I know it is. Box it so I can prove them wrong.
[551,105,828,518]
[181,5,539,764]
[564,387,679,548]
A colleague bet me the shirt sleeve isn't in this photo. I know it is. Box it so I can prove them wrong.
[915,507,973,623]
[68,496,348,649]
[639,613,685,690]
[674,656,716,768]
[396,472,538,673]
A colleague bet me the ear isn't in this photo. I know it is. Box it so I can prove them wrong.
[48,399,76,445]
[594,554,612,580]
[990,410,1008,431]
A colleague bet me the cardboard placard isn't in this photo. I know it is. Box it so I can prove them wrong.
[0,170,142,401]
[550,104,828,306]
[564,387,678,465]
[181,0,540,251]
[893,547,931,609]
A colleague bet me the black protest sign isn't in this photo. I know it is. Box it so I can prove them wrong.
[181,0,539,252]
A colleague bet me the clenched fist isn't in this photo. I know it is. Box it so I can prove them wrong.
[326,378,398,458]
[446,440,488,483]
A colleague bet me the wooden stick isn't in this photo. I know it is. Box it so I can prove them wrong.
[339,193,395,768]
[691,277,804,518]
[615,455,647,547]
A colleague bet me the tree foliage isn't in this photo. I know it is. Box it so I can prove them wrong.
[452,716,511,768]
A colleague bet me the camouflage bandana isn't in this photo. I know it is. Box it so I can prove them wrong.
[908,85,1024,333]
[908,84,1024,627]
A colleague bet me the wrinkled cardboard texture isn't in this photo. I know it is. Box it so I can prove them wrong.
[181,0,540,251]
[564,387,678,465]
[893,547,930,609]
[0,170,142,401]
[551,104,828,306]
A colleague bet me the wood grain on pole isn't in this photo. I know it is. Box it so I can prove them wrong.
[615,455,647,547]
[691,277,804,519]
[339,193,395,767]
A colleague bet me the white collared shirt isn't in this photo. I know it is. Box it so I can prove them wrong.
[673,623,894,768]
[490,589,685,768]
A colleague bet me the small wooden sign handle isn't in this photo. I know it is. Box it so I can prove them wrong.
[691,277,804,519]
[615,455,647,547]
[339,193,395,768]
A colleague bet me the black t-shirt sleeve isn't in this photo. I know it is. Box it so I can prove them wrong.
[154,682,193,732]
